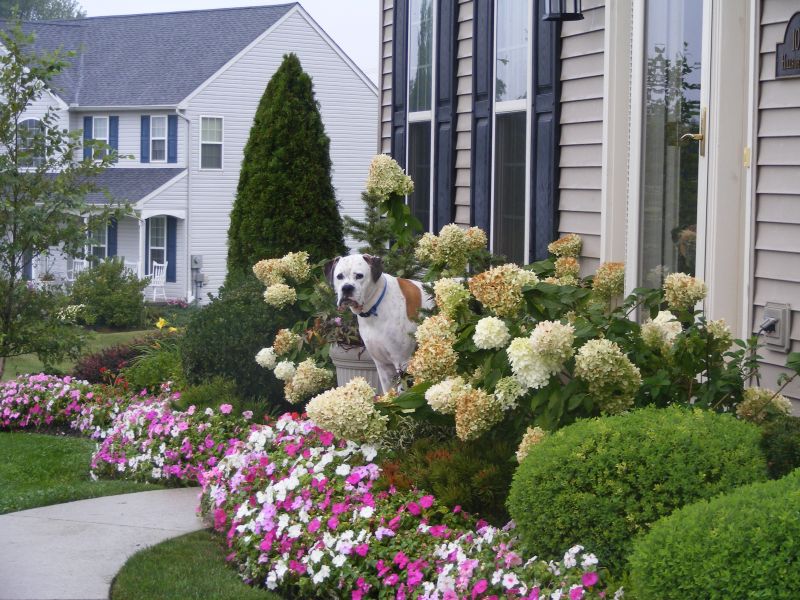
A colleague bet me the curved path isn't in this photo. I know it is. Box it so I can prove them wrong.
[0,488,206,600]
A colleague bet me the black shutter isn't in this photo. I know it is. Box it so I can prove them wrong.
[391,0,409,167]
[166,216,177,283]
[471,0,494,232]
[140,116,150,163]
[83,116,93,161]
[144,218,150,274]
[434,0,458,231]
[109,116,119,157]
[167,115,178,164]
[107,218,118,257]
[529,0,561,260]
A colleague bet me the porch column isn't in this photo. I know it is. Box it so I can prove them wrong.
[138,217,146,279]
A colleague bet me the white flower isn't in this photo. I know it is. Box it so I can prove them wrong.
[502,572,520,589]
[312,564,331,584]
[641,310,682,349]
[474,316,511,350]
[335,464,351,477]
[425,376,468,415]
[359,506,374,519]
[273,360,296,381]
[256,347,277,369]
[332,554,347,568]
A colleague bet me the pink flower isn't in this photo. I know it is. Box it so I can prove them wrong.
[307,518,321,533]
[407,502,421,515]
[471,579,488,598]
[569,586,585,600]
[354,543,369,557]
[582,572,599,588]
[384,574,399,586]
[327,516,339,530]
[526,588,540,600]
[419,495,435,509]
[393,551,409,569]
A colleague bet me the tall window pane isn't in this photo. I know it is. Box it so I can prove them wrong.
[200,117,223,169]
[496,0,529,102]
[407,121,432,232]
[151,116,166,162]
[493,112,527,264]
[409,0,433,112]
[639,0,703,285]
[18,119,45,168]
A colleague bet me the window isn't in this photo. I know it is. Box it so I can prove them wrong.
[492,0,530,265]
[151,116,167,162]
[406,0,435,231]
[200,117,223,169]
[93,116,109,159]
[18,119,45,168]
[148,216,166,272]
[88,225,107,260]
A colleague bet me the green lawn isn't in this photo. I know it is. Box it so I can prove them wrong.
[0,431,161,514]
[2,329,151,381]
[111,530,281,600]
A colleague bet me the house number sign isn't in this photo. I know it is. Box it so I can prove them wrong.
[776,12,800,78]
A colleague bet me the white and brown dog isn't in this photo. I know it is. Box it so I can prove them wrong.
[325,254,433,393]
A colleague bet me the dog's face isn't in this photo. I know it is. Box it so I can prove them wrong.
[325,254,383,312]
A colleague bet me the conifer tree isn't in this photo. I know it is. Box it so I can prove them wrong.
[226,53,345,283]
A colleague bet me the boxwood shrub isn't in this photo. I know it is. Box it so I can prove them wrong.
[629,469,800,599]
[760,415,800,479]
[507,406,767,570]
[180,275,300,409]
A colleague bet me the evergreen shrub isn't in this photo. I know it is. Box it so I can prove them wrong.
[226,52,345,283]
[71,259,148,329]
[760,415,800,479]
[629,469,800,599]
[180,276,300,408]
[507,406,767,570]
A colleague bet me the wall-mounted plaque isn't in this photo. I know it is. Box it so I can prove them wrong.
[776,12,800,78]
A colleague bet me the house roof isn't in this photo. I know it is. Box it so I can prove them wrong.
[85,168,185,204]
[0,4,295,106]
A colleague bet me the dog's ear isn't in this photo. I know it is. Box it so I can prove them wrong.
[323,256,341,286]
[362,254,384,282]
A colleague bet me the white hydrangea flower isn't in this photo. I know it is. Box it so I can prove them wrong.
[273,360,296,381]
[473,316,511,350]
[641,310,682,350]
[425,376,468,414]
[255,347,277,369]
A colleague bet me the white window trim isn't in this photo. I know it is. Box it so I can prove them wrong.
[148,215,167,272]
[19,118,45,169]
[406,0,436,234]
[490,0,533,264]
[150,115,167,163]
[92,116,109,145]
[199,115,223,171]
[86,224,107,260]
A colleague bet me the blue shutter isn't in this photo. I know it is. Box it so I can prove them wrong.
[83,116,93,161]
[471,0,494,232]
[167,115,178,164]
[166,216,177,283]
[144,218,150,274]
[107,218,118,257]
[434,0,457,231]
[391,0,409,167]
[140,116,150,163]
[109,116,119,158]
[529,0,561,260]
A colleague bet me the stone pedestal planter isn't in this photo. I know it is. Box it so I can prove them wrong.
[328,343,381,392]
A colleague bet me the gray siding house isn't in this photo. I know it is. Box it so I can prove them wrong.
[380,0,800,400]
[7,3,377,301]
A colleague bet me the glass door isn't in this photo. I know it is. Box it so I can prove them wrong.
[637,0,709,288]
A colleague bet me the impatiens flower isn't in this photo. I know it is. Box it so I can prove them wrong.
[663,272,707,311]
[219,404,232,415]
[474,316,511,350]
[582,572,598,587]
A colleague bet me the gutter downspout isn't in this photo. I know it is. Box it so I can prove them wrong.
[176,109,192,302]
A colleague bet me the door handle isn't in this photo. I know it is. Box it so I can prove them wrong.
[679,107,707,157]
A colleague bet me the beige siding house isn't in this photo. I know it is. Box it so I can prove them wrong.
[379,0,800,400]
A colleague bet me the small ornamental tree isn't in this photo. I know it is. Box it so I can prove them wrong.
[0,22,121,377]
[226,53,345,283]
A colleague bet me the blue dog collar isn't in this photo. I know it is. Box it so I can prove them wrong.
[358,279,388,318]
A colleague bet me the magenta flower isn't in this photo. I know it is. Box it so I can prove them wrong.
[471,579,488,598]
[582,572,599,587]
[407,502,421,515]
[219,403,233,414]
[307,518,321,533]
[569,586,585,600]
[354,543,369,557]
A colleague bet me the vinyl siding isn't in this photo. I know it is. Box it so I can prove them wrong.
[185,9,378,299]
[558,0,604,275]
[753,0,800,399]
[454,0,473,226]
[380,0,393,153]
[70,111,188,167]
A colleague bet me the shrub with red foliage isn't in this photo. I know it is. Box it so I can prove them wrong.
[72,338,151,383]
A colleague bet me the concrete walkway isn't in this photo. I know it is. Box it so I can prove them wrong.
[0,488,207,600]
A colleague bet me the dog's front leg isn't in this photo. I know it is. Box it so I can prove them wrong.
[374,362,398,395]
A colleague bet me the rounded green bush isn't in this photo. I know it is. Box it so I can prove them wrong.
[71,259,148,329]
[761,415,800,479]
[507,406,767,570]
[629,469,800,599]
[180,275,300,409]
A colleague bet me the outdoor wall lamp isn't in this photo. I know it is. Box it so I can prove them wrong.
[542,0,584,21]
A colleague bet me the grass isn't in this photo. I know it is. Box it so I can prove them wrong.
[0,431,161,514]
[111,530,282,600]
[2,329,151,381]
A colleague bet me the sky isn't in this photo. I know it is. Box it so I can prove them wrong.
[78,0,380,82]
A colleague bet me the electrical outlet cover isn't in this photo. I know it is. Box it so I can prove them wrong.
[763,302,792,353]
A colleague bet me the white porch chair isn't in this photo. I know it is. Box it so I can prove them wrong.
[123,261,140,277]
[148,261,168,302]
[66,258,88,284]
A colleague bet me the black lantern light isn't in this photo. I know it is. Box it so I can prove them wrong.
[543,0,584,21]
